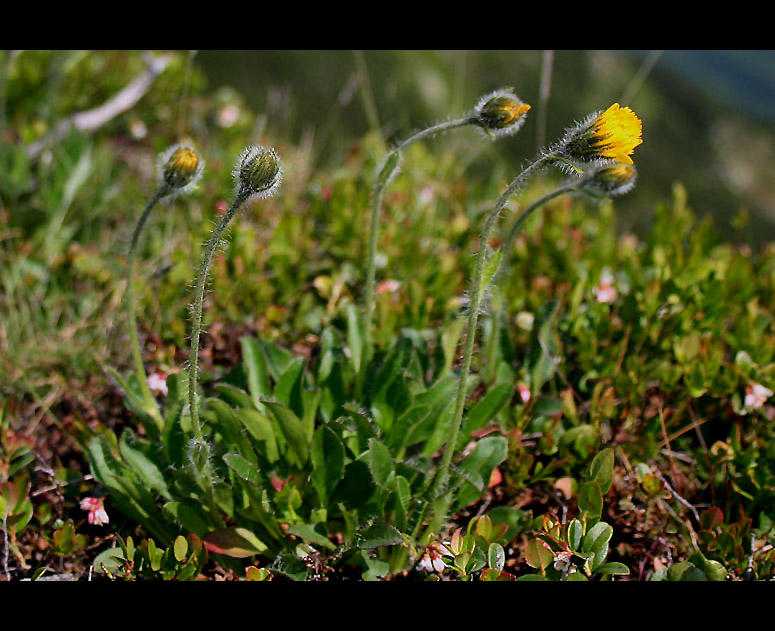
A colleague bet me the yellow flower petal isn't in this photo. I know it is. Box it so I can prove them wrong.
[590,103,643,164]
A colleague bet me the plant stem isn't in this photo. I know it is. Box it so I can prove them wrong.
[187,191,249,441]
[424,153,553,514]
[501,171,594,273]
[187,192,249,530]
[483,172,595,386]
[127,185,169,429]
[356,117,474,400]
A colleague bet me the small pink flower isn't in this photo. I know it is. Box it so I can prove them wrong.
[418,542,451,573]
[80,497,109,526]
[517,382,531,403]
[745,382,773,410]
[594,273,617,304]
[147,372,168,396]
[376,279,401,295]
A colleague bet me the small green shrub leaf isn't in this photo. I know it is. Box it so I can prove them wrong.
[589,447,615,494]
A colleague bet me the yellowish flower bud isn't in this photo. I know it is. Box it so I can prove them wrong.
[473,89,531,138]
[158,145,203,193]
[586,161,637,196]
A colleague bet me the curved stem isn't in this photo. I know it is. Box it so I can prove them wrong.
[483,172,596,405]
[501,172,594,274]
[423,153,553,518]
[127,185,169,429]
[187,191,249,441]
[356,117,474,400]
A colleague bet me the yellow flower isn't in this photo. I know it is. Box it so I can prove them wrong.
[588,103,642,164]
[560,103,643,165]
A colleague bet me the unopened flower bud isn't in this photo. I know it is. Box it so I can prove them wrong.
[585,161,637,197]
[234,145,282,200]
[158,145,203,193]
[473,89,531,138]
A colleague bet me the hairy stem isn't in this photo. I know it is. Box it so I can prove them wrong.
[424,153,553,521]
[356,117,475,400]
[187,191,248,441]
[127,185,169,429]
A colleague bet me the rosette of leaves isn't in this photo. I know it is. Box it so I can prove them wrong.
[88,312,513,579]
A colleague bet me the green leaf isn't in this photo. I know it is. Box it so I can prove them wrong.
[92,547,125,575]
[582,521,613,557]
[525,539,553,571]
[262,399,309,467]
[578,480,603,521]
[566,518,583,551]
[376,151,401,188]
[274,356,305,418]
[441,318,465,376]
[530,395,564,417]
[368,438,394,489]
[594,561,630,575]
[163,502,210,538]
[259,340,297,382]
[331,460,375,511]
[372,337,413,398]
[173,536,188,563]
[223,452,262,487]
[589,447,615,494]
[346,303,363,376]
[481,246,503,292]
[310,425,345,507]
[203,527,267,558]
[213,384,254,409]
[354,520,403,549]
[206,399,259,465]
[288,523,336,551]
[233,408,279,464]
[688,553,727,581]
[458,382,513,449]
[454,436,508,508]
[241,336,271,410]
[488,542,505,571]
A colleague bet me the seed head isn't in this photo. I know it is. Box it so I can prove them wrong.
[158,145,204,194]
[234,145,282,200]
[473,89,531,138]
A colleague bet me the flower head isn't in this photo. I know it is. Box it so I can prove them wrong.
[234,145,282,201]
[560,103,642,165]
[473,89,531,138]
[745,382,773,411]
[80,497,109,526]
[418,541,451,573]
[594,272,618,303]
[158,145,204,194]
[147,372,168,396]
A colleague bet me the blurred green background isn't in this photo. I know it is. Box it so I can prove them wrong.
[197,50,775,245]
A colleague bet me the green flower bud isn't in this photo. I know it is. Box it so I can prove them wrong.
[234,145,282,200]
[473,88,531,138]
[158,145,203,194]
